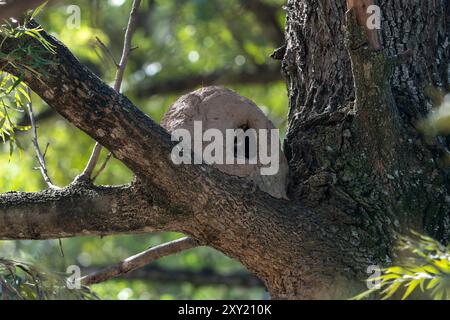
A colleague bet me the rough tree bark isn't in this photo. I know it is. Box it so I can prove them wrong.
[0,0,449,299]
[281,0,449,296]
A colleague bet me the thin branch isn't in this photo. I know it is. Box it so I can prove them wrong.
[114,0,141,92]
[82,237,200,285]
[0,183,181,240]
[1,22,205,190]
[79,144,102,182]
[79,0,141,182]
[92,152,112,182]
[42,142,49,158]
[0,22,312,259]
[26,87,58,189]
[85,265,264,288]
[95,36,119,68]
[2,66,282,143]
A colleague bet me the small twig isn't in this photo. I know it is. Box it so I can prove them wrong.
[26,88,58,189]
[112,0,141,92]
[79,0,141,182]
[42,142,49,158]
[82,265,264,288]
[58,238,64,257]
[92,152,112,182]
[79,143,102,181]
[95,36,119,68]
[81,237,200,285]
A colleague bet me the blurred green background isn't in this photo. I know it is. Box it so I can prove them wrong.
[0,0,288,299]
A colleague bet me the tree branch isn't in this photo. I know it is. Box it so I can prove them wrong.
[0,23,203,194]
[0,23,366,299]
[86,265,264,288]
[0,182,184,240]
[92,152,112,181]
[82,237,200,285]
[1,66,282,144]
[26,87,58,189]
[80,0,141,181]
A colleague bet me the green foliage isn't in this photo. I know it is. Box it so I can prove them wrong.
[0,258,97,300]
[0,72,31,157]
[0,4,56,155]
[354,232,450,300]
[0,6,56,65]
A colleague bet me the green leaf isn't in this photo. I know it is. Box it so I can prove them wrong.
[426,278,440,290]
[354,232,450,300]
[7,77,23,94]
[423,265,440,275]
[402,280,419,300]
[381,281,401,300]
[30,1,48,20]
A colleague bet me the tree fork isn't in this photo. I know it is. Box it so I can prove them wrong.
[0,21,369,299]
[0,1,449,299]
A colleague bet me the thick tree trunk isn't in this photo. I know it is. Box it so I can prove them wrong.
[0,0,448,300]
[279,0,449,297]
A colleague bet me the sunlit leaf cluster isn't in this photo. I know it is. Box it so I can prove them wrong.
[0,3,55,157]
[355,232,450,300]
[0,72,31,156]
[0,4,56,155]
[0,258,98,300]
